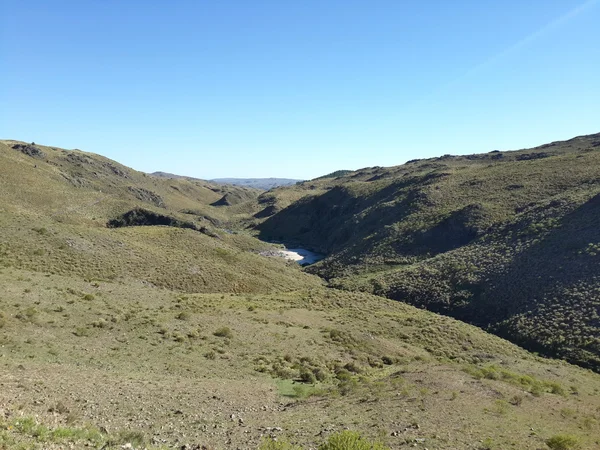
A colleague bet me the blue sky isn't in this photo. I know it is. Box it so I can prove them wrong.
[1,1,599,179]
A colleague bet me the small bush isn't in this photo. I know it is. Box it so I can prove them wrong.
[313,367,328,382]
[213,326,233,338]
[344,361,362,374]
[509,394,523,406]
[546,434,579,450]
[548,382,566,396]
[293,385,307,398]
[381,355,394,365]
[491,399,509,416]
[318,430,390,450]
[176,311,190,320]
[479,437,495,450]
[299,367,317,384]
[259,437,302,450]
[73,327,90,337]
[116,430,146,446]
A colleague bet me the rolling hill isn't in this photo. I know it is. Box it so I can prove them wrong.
[1,138,600,449]
[254,132,600,372]
[0,140,319,294]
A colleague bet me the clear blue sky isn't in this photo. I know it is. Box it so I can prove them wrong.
[1,1,599,179]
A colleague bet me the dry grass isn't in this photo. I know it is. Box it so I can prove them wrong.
[1,268,600,448]
[2,137,600,448]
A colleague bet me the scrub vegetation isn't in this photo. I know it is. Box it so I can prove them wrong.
[253,132,600,372]
[1,136,600,448]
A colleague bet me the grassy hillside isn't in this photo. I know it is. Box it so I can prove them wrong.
[0,140,320,294]
[2,137,600,449]
[0,140,262,223]
[1,268,600,449]
[255,133,600,371]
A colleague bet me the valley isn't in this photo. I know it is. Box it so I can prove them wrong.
[1,137,600,449]
[248,133,600,373]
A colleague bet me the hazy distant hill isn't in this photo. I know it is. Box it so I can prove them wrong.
[150,172,302,190]
[211,177,302,190]
[150,171,203,181]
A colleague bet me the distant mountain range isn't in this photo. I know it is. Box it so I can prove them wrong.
[150,171,202,181]
[151,172,302,190]
[210,178,302,190]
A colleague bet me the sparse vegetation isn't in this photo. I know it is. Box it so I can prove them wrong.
[254,132,600,372]
[546,434,580,450]
[318,431,389,450]
[2,137,600,449]
[213,326,233,338]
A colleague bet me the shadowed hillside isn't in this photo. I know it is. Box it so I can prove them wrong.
[255,132,600,371]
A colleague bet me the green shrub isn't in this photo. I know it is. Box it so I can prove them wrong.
[259,437,302,449]
[318,431,390,450]
[176,311,190,320]
[292,385,307,398]
[509,394,523,406]
[73,327,90,337]
[299,367,317,384]
[548,382,566,396]
[213,326,233,338]
[546,434,579,450]
[480,437,495,450]
[116,430,146,446]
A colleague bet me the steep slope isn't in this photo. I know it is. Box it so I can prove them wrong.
[255,132,600,371]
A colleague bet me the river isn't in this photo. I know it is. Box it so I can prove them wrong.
[260,247,324,265]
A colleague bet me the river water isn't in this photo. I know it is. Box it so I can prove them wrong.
[260,247,324,265]
[278,248,324,265]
